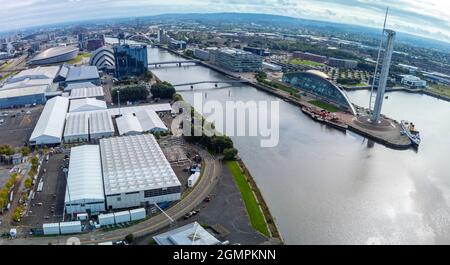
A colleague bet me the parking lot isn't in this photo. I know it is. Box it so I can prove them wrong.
[21,153,66,228]
[0,166,12,188]
[0,106,43,148]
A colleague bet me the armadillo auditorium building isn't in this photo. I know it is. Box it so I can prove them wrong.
[282,70,356,115]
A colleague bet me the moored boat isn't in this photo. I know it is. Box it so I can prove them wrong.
[400,120,421,146]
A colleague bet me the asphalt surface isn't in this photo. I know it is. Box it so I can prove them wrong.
[0,106,43,148]
[2,146,221,245]
[135,162,267,245]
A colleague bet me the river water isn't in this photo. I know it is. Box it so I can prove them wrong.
[109,39,450,244]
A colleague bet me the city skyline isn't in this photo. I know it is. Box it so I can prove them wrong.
[1,0,450,43]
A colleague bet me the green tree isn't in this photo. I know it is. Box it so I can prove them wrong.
[112,86,149,103]
[223,148,238,160]
[151,82,176,99]
[24,178,33,189]
[21,146,30,156]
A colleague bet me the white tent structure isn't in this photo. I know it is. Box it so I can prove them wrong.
[115,115,143,136]
[29,96,69,146]
[65,145,105,215]
[135,109,168,133]
[64,112,89,143]
[69,98,107,113]
[89,111,115,140]
[69,86,105,100]
[100,134,181,210]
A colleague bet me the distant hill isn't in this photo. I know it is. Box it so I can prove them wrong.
[143,12,450,53]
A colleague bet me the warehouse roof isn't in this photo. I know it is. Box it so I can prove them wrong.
[69,98,107,113]
[89,111,114,135]
[99,134,180,195]
[135,109,168,132]
[64,112,88,138]
[30,96,69,143]
[65,82,97,92]
[8,66,60,83]
[0,85,47,99]
[153,222,221,245]
[115,115,142,135]
[69,86,104,99]
[65,65,99,82]
[65,145,105,203]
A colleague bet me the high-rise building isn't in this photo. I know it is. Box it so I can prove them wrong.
[113,44,148,78]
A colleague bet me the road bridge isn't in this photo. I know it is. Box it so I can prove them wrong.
[173,80,249,88]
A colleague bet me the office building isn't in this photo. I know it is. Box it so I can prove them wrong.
[243,46,271,56]
[169,40,187,50]
[210,48,262,72]
[113,44,148,78]
[327,58,358,69]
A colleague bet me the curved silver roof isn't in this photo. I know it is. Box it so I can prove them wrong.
[31,46,79,61]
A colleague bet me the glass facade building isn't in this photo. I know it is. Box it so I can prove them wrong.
[283,71,356,114]
[113,44,148,78]
[210,48,262,72]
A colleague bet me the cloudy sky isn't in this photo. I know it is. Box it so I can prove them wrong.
[1,0,450,42]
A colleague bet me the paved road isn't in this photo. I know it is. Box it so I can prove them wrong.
[1,147,221,245]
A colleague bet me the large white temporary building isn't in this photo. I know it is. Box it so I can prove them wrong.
[69,86,105,100]
[100,134,181,210]
[69,98,107,113]
[135,109,168,133]
[115,115,143,136]
[153,222,221,245]
[89,111,115,140]
[65,145,105,215]
[64,112,89,143]
[29,96,69,145]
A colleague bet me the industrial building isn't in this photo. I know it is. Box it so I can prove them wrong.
[90,46,115,71]
[116,115,143,136]
[100,134,181,210]
[64,81,97,92]
[69,86,105,100]
[65,145,106,215]
[69,98,107,113]
[193,48,210,61]
[153,222,221,245]
[64,65,100,86]
[28,46,79,65]
[64,112,89,143]
[210,48,263,72]
[135,109,168,133]
[0,85,47,108]
[283,70,356,115]
[113,44,148,78]
[29,96,69,146]
[88,111,115,141]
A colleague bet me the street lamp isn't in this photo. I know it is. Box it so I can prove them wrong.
[117,89,121,116]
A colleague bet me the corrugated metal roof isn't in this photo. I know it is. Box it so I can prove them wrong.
[66,66,99,82]
[153,222,220,245]
[30,96,69,143]
[30,46,79,61]
[0,85,46,99]
[65,82,97,92]
[65,145,105,203]
[100,134,180,195]
[69,86,104,99]
[64,112,88,138]
[89,111,114,135]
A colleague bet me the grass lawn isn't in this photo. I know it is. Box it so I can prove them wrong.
[428,84,450,98]
[226,161,270,237]
[308,100,339,112]
[289,58,324,67]
[67,52,91,64]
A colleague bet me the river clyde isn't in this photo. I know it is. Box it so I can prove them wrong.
[109,39,450,244]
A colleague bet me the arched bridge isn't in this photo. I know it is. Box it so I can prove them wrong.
[148,60,200,67]
[173,80,249,88]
